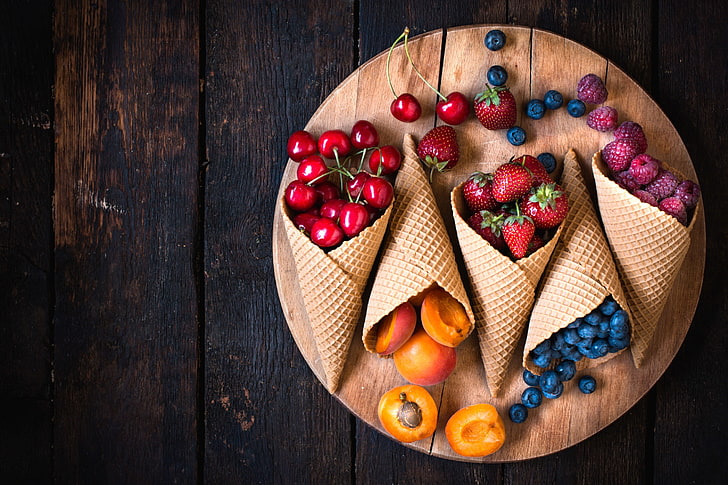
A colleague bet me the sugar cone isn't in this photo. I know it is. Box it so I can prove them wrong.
[363,133,474,354]
[592,151,700,367]
[281,194,393,393]
[523,149,632,374]
[451,176,563,397]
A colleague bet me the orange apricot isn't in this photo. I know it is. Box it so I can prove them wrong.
[445,403,506,457]
[420,287,472,347]
[377,385,438,443]
[393,328,456,386]
[375,302,417,355]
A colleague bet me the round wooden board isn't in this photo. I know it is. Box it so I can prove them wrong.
[272,25,705,462]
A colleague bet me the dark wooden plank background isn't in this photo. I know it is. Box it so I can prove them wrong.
[1,0,725,483]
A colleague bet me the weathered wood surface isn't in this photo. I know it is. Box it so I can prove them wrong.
[1,0,726,483]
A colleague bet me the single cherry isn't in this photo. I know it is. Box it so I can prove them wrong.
[318,129,352,159]
[292,212,320,234]
[287,130,317,162]
[369,145,402,175]
[297,155,329,185]
[285,180,317,212]
[364,203,380,224]
[319,198,347,221]
[310,217,345,248]
[346,171,371,199]
[362,177,394,209]
[350,120,380,149]
[315,181,340,204]
[339,202,370,238]
[436,91,470,125]
[390,93,422,123]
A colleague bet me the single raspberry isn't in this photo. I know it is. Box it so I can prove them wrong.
[629,154,661,185]
[587,106,618,132]
[632,189,658,207]
[645,169,679,200]
[602,138,641,172]
[673,179,701,209]
[577,73,608,104]
[658,196,688,225]
[614,121,648,153]
[612,170,641,192]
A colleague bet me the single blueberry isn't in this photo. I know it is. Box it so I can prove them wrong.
[577,338,594,356]
[598,298,619,316]
[542,381,564,399]
[563,328,581,345]
[577,323,598,339]
[532,352,552,368]
[521,387,543,408]
[487,65,508,86]
[543,90,564,109]
[609,327,628,340]
[537,152,557,173]
[523,368,541,386]
[578,375,597,394]
[559,343,577,360]
[507,126,527,146]
[587,339,609,359]
[485,29,506,51]
[550,332,565,351]
[526,99,546,119]
[608,336,630,352]
[555,360,576,381]
[539,370,560,393]
[567,318,583,329]
[610,310,630,332]
[584,311,603,326]
[567,99,586,117]
[509,403,528,423]
[533,340,551,355]
[563,347,583,362]
[598,320,610,339]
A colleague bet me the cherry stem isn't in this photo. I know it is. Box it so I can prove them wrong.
[386,28,409,99]
[403,30,446,101]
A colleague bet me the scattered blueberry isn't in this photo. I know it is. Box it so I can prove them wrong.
[555,360,576,381]
[537,152,557,173]
[506,126,527,146]
[487,65,508,86]
[539,370,560,393]
[567,99,586,117]
[543,90,563,110]
[521,387,543,409]
[578,375,597,394]
[485,29,506,51]
[542,381,564,399]
[526,99,546,119]
[523,368,540,386]
[509,403,528,423]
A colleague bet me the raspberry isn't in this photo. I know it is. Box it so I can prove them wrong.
[673,179,701,209]
[645,169,679,200]
[587,106,618,132]
[633,189,658,207]
[577,73,608,104]
[602,138,641,172]
[612,170,641,192]
[629,154,661,185]
[659,196,688,225]
[614,121,648,153]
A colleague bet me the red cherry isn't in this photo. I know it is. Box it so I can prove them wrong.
[319,198,347,221]
[362,177,394,209]
[310,217,345,248]
[390,93,422,122]
[292,212,320,234]
[318,129,352,158]
[350,120,380,149]
[364,203,381,224]
[346,171,371,199]
[368,145,402,175]
[287,130,317,162]
[436,91,470,125]
[315,181,340,204]
[339,202,371,238]
[285,180,317,212]
[297,155,329,185]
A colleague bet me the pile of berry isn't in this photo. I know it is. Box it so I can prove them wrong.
[284,120,401,249]
[461,155,568,260]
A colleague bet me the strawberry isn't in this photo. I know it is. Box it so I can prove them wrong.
[526,232,545,256]
[467,210,505,250]
[519,154,554,187]
[474,84,517,130]
[492,162,533,203]
[520,183,569,229]
[463,172,498,212]
[416,126,460,177]
[502,213,535,259]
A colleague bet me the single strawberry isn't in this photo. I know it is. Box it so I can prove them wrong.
[520,183,569,229]
[467,210,506,251]
[416,125,460,177]
[492,161,533,203]
[463,172,498,212]
[474,84,517,130]
[519,154,554,187]
[526,232,546,256]
[502,213,535,259]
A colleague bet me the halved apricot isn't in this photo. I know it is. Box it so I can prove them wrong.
[393,328,456,386]
[377,385,438,443]
[421,287,472,347]
[375,302,417,355]
[445,403,506,457]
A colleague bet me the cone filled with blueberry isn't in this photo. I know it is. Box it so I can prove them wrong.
[450,154,567,396]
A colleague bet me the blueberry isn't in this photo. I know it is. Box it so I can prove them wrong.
[598,320,610,339]
[563,328,581,345]
[532,352,552,368]
[610,310,630,332]
[507,126,527,146]
[567,99,586,117]
[523,368,541,386]
[584,311,602,326]
[487,65,508,86]
[485,29,506,51]
[539,370,560,393]
[577,338,594,356]
[533,340,551,355]
[585,339,609,359]
[521,387,543,408]
[526,99,546,119]
[550,332,565,351]
[509,403,528,423]
[578,375,597,394]
[542,381,564,399]
[577,323,598,339]
[537,152,557,173]
[560,344,579,361]
[555,360,576,381]
[608,336,630,352]
[598,298,619,316]
[567,318,583,329]
[543,90,563,109]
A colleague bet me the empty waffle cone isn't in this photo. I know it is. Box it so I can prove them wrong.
[451,175,563,397]
[523,149,632,374]
[281,194,393,393]
[363,133,474,354]
[592,151,700,367]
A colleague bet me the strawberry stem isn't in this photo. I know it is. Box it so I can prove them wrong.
[386,28,409,99]
[403,29,446,101]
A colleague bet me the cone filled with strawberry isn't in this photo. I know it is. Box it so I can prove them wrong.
[450,154,568,396]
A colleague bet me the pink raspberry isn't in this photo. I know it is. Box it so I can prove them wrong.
[644,169,679,200]
[632,189,658,207]
[614,121,648,153]
[673,179,701,209]
[629,154,661,185]
[577,73,608,104]
[613,170,641,192]
[587,106,618,132]
[602,138,641,172]
[658,196,688,225]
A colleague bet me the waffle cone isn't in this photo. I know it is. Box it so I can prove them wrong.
[363,133,474,354]
[451,176,563,396]
[592,151,699,367]
[523,149,631,374]
[281,195,393,393]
